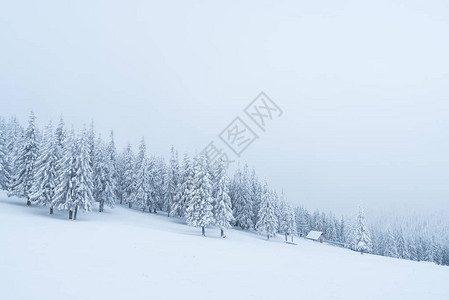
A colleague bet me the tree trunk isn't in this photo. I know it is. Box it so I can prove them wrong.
[285,234,288,242]
[291,235,294,243]
[26,198,31,206]
[221,229,224,238]
[129,202,132,208]
[69,210,73,219]
[267,234,270,240]
[74,205,78,220]
[120,197,123,205]
[50,206,53,215]
[202,226,205,236]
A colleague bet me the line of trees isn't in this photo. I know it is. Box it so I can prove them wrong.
[295,203,449,265]
[0,112,296,239]
[0,112,448,266]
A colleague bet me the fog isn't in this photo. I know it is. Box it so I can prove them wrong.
[1,0,448,216]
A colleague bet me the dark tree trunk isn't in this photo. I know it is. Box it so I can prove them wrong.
[285,234,288,242]
[26,198,31,206]
[50,207,53,215]
[74,205,78,220]
[153,208,156,214]
[221,229,224,238]
[291,235,294,243]
[69,210,73,219]
[267,234,270,240]
[202,226,205,236]
[120,196,123,205]
[129,202,132,208]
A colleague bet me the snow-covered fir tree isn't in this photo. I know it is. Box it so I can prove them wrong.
[325,214,338,242]
[256,183,279,240]
[231,164,253,230]
[54,117,66,153]
[352,206,372,254]
[133,155,152,212]
[29,121,58,214]
[115,151,125,204]
[5,117,23,191]
[249,169,262,228]
[186,155,214,236]
[148,156,161,212]
[93,137,116,212]
[51,117,67,214]
[430,237,442,265]
[9,111,39,205]
[0,118,8,190]
[119,143,134,206]
[338,217,346,244]
[72,127,95,219]
[279,195,297,242]
[424,237,435,262]
[131,138,149,211]
[146,157,158,212]
[106,130,118,201]
[383,229,399,258]
[394,229,409,259]
[129,138,146,207]
[295,206,310,237]
[171,153,193,217]
[87,122,96,168]
[54,129,77,219]
[212,158,234,238]
[166,145,179,216]
[153,157,166,212]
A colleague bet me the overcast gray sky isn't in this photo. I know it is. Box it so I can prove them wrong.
[1,0,448,216]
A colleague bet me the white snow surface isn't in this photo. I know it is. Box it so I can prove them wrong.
[0,192,448,300]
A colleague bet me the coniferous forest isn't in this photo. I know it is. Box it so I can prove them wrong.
[0,112,448,266]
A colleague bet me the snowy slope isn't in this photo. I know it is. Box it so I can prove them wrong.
[0,192,447,300]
